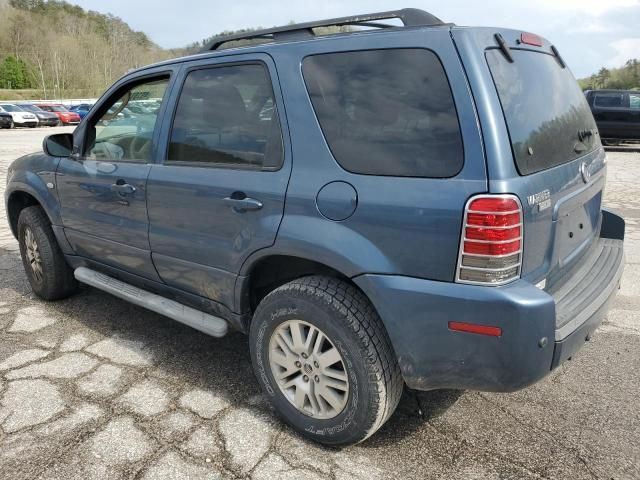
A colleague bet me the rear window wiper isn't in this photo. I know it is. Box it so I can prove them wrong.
[551,45,566,68]
[494,33,514,63]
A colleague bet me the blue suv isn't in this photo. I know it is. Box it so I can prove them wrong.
[4,9,625,445]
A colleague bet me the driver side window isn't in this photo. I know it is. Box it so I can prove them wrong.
[85,77,169,163]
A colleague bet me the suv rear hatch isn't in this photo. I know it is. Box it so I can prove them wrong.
[482,33,608,325]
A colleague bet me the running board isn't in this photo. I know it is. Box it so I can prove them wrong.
[74,267,228,337]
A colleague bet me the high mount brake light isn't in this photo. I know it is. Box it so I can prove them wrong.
[520,32,543,47]
[456,195,523,285]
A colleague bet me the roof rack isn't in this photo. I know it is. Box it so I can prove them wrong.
[201,8,445,52]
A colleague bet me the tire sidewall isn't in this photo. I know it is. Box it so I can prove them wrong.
[250,287,377,445]
[18,215,48,293]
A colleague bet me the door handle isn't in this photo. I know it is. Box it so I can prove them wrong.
[223,194,263,212]
[111,181,136,195]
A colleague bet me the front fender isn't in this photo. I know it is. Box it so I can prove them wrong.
[5,153,61,237]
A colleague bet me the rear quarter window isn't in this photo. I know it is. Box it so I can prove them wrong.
[302,48,463,178]
[594,92,626,108]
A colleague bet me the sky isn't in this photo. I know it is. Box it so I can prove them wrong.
[69,0,640,78]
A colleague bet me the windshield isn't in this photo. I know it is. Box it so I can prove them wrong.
[49,105,69,112]
[486,49,598,175]
[21,104,42,112]
[0,104,24,112]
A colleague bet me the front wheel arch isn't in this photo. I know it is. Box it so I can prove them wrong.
[7,190,42,239]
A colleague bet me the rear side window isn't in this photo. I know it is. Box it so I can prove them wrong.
[168,64,283,169]
[594,92,625,108]
[302,49,463,178]
[629,93,640,109]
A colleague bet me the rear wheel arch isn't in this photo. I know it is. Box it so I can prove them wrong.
[241,255,351,314]
[240,255,391,334]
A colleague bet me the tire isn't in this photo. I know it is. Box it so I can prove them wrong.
[17,206,78,300]
[250,275,403,446]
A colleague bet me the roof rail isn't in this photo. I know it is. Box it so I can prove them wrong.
[201,8,445,52]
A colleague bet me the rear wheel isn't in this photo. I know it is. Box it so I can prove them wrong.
[17,206,78,300]
[250,275,403,446]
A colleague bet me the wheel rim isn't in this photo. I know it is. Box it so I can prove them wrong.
[268,319,349,419]
[24,227,43,283]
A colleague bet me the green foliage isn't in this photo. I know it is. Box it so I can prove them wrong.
[579,59,640,90]
[10,0,153,47]
[0,0,171,99]
[0,55,34,89]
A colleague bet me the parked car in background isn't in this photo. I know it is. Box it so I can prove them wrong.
[18,104,61,127]
[34,103,81,125]
[0,104,38,127]
[585,89,640,144]
[4,9,625,446]
[69,103,93,119]
[0,111,13,129]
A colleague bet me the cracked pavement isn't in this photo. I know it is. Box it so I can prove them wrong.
[1,128,639,479]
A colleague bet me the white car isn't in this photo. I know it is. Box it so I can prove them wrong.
[0,104,38,128]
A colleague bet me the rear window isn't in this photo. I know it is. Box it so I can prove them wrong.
[302,49,463,178]
[486,50,597,176]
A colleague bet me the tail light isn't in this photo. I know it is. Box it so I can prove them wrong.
[456,194,523,285]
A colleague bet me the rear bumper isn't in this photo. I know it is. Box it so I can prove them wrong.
[354,211,624,392]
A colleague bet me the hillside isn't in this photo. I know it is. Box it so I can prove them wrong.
[1,1,637,101]
[0,0,177,100]
[578,60,639,91]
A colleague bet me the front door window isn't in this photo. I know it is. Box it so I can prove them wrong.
[85,78,169,162]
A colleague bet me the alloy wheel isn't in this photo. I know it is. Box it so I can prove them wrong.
[24,227,43,283]
[268,319,349,419]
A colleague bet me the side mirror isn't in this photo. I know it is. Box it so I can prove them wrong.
[43,133,74,157]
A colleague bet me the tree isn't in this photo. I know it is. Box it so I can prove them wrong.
[579,61,640,90]
[0,55,34,88]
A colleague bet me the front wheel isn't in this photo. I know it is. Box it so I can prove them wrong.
[17,206,78,300]
[250,275,403,446]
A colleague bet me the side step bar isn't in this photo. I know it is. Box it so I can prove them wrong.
[74,267,228,337]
